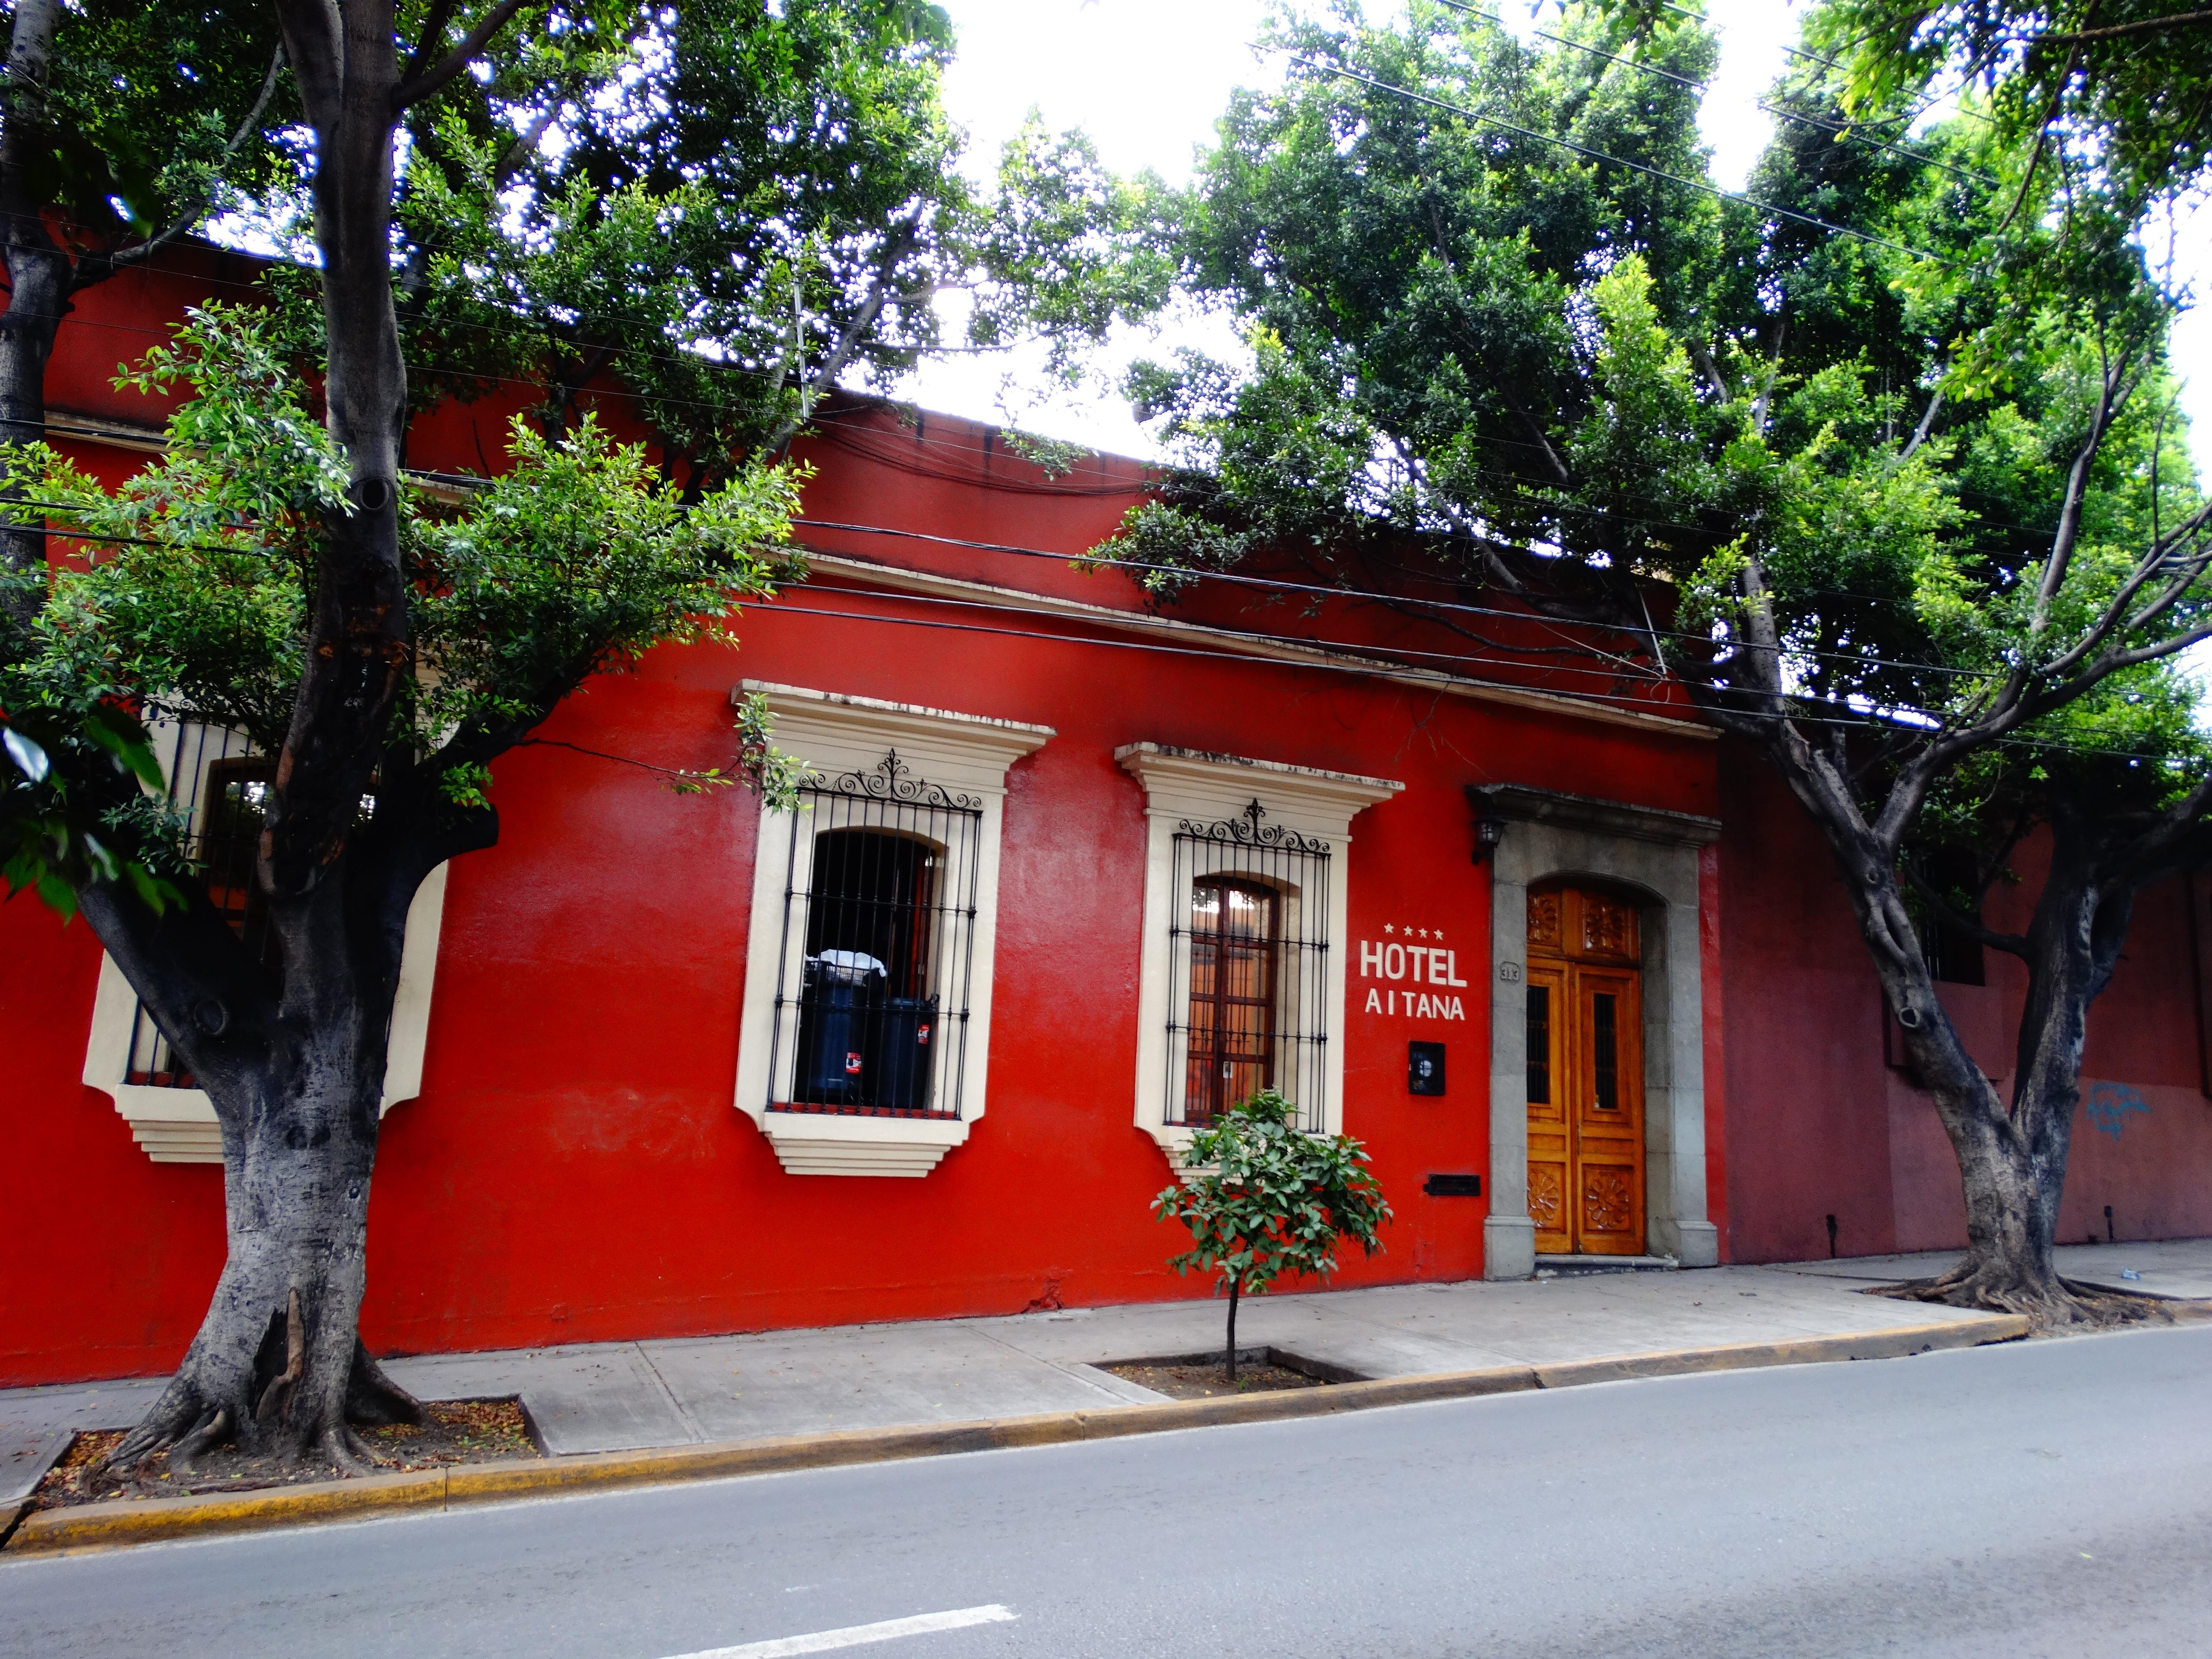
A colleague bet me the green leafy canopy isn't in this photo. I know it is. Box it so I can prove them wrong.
[0,302,804,907]
[1110,0,2211,866]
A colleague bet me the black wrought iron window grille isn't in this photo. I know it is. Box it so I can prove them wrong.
[766,750,984,1120]
[121,721,387,1090]
[1164,800,1331,1133]
[125,722,282,1090]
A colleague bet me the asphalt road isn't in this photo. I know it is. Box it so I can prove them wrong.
[5,1324,2209,1659]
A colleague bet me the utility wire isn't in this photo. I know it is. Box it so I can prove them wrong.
[793,517,2003,682]
[10,487,2191,762]
[0,466,2114,699]
[797,574,1668,687]
[1777,40,2002,131]
[761,594,2197,766]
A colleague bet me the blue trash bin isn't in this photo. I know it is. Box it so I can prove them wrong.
[872,995,940,1114]
[795,955,884,1105]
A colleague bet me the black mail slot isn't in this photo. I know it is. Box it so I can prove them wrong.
[1424,1173,1482,1198]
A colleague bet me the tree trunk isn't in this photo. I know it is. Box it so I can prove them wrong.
[87,0,532,1477]
[1225,1278,1240,1382]
[1890,823,2137,1326]
[263,0,412,897]
[107,1036,424,1473]
[1763,740,2133,1327]
[95,856,436,1472]
[0,0,70,628]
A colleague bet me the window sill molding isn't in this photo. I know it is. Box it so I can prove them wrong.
[760,1109,969,1178]
[83,863,450,1164]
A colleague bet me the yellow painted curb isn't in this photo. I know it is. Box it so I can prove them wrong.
[8,1469,443,1554]
[1529,1315,2033,1389]
[3,1313,2026,1556]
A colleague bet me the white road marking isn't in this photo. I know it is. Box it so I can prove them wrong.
[663,1604,1018,1659]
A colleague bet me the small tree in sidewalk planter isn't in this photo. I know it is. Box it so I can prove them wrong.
[1152,1091,1392,1383]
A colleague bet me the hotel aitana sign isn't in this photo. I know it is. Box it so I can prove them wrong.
[1358,923,1471,1022]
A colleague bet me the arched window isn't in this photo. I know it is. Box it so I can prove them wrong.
[803,828,938,1001]
[1182,876,1279,1124]
[790,827,949,1114]
[762,748,986,1124]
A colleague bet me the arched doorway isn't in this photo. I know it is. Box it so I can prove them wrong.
[1525,881,1646,1256]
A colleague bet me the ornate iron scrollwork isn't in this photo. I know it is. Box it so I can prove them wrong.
[1174,797,1330,856]
[809,748,982,812]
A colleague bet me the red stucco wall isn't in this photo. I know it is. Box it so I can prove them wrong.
[0,557,1720,1380]
[2,246,2203,1385]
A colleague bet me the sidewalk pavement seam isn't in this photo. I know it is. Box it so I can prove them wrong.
[964,1325,1167,1406]
[633,1344,711,1447]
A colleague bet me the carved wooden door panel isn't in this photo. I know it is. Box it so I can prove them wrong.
[1525,884,1647,1256]
[1569,964,1644,1256]
[1524,962,1572,1254]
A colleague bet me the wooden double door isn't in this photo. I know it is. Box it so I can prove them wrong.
[1525,883,1646,1257]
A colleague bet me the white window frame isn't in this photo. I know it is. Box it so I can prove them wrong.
[81,720,448,1164]
[1117,743,1402,1162]
[733,681,1053,1176]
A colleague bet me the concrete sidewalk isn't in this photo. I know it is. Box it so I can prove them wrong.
[9,1239,2207,1505]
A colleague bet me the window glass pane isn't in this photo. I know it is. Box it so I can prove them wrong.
[1592,992,1618,1111]
[1526,985,1551,1104]
[803,829,935,999]
[1185,878,1277,1123]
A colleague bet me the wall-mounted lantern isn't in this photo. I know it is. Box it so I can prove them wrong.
[1470,811,1507,865]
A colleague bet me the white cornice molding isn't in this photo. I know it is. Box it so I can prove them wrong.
[1115,742,1403,841]
[738,680,1054,797]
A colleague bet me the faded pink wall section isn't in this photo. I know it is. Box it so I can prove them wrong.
[1717,749,1900,1263]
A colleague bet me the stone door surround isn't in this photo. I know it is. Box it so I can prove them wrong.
[1470,783,1723,1278]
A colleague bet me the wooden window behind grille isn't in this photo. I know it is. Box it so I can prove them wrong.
[200,756,279,963]
[1183,877,1278,1123]
[127,745,281,1088]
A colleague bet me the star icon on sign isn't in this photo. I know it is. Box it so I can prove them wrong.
[1383,923,1395,934]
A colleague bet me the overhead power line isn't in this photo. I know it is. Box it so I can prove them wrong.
[760,594,2196,767]
[793,517,2003,682]
[11,486,2190,763]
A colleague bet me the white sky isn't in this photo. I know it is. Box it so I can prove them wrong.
[899,0,2212,474]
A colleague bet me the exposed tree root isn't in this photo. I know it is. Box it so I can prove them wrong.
[169,1406,232,1472]
[316,1422,379,1479]
[345,1339,428,1427]
[107,1388,228,1474]
[102,1322,423,1479]
[1874,1264,2175,1331]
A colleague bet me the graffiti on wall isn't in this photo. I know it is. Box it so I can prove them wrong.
[2084,1081,2150,1141]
